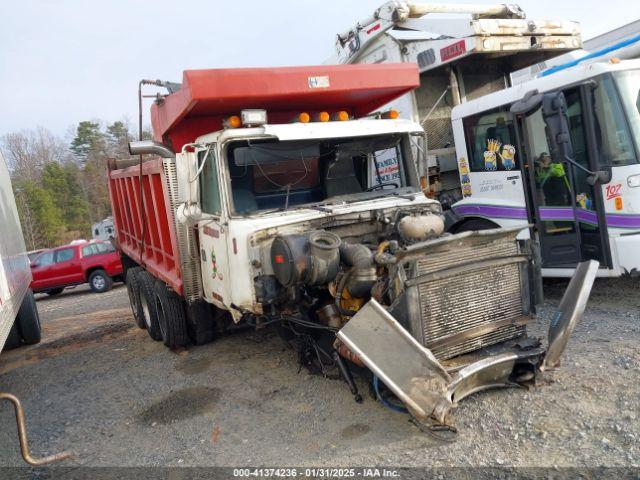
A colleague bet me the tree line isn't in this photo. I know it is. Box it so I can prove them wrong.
[1,121,139,250]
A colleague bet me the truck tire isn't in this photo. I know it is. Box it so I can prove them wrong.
[46,287,64,296]
[4,322,22,350]
[137,271,162,341]
[185,300,216,345]
[16,289,41,345]
[125,267,146,329]
[88,269,113,293]
[154,280,189,348]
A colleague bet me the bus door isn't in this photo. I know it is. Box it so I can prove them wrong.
[515,87,609,268]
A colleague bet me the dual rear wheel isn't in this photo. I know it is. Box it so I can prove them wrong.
[124,268,189,348]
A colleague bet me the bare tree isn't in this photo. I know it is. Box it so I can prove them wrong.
[1,127,69,181]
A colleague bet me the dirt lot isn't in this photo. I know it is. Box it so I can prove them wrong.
[0,279,638,469]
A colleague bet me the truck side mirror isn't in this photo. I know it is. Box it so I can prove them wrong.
[541,91,612,186]
[541,91,574,166]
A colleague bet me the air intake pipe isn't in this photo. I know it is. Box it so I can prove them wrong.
[128,140,175,159]
[339,243,377,298]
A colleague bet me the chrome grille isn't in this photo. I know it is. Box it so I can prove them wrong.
[163,159,202,302]
[413,234,526,360]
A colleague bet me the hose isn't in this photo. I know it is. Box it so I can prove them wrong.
[334,268,357,317]
[372,375,408,414]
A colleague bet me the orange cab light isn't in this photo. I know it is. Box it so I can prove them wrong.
[298,112,310,123]
[610,57,621,64]
[224,115,241,129]
[333,110,349,121]
[382,109,399,119]
[316,111,330,122]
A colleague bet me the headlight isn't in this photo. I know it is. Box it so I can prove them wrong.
[628,174,640,188]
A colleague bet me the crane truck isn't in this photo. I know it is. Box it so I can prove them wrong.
[327,1,582,205]
[108,63,598,432]
[0,152,72,465]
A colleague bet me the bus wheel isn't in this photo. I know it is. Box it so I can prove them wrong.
[125,267,146,329]
[154,281,189,349]
[451,218,499,234]
[16,290,41,345]
[137,271,162,341]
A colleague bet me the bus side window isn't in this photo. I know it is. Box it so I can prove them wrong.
[463,109,518,172]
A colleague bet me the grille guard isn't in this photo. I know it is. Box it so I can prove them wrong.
[337,259,599,428]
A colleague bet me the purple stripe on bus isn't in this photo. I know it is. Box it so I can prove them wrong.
[453,204,528,219]
[454,204,640,229]
[607,214,640,228]
[538,208,574,221]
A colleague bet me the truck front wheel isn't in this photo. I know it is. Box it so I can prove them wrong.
[88,269,113,293]
[154,281,189,349]
[137,271,162,341]
[125,267,146,329]
[16,289,42,345]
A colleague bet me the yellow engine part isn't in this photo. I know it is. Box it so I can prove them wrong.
[341,288,366,314]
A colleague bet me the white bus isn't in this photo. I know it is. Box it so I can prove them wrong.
[449,59,640,277]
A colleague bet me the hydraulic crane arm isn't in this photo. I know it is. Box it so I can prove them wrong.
[335,1,525,64]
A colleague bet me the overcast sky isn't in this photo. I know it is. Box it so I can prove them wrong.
[1,0,638,138]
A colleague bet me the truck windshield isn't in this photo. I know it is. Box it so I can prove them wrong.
[613,69,640,161]
[225,134,415,215]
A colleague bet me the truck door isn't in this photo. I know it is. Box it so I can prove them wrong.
[516,87,609,268]
[30,250,55,291]
[53,247,83,285]
[196,145,232,309]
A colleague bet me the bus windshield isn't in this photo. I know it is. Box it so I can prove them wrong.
[223,134,416,215]
[613,69,640,160]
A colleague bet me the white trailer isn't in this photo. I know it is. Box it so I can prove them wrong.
[0,151,72,465]
[0,152,41,351]
[91,216,115,241]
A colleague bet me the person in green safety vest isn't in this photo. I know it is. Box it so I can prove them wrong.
[535,152,571,206]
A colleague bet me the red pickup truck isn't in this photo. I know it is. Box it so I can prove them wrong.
[30,241,123,295]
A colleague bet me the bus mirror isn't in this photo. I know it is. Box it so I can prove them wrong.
[541,92,574,166]
[510,89,543,116]
[587,169,612,186]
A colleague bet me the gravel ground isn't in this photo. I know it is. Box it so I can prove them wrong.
[0,278,638,469]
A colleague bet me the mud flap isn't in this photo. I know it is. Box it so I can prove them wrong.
[337,300,454,425]
[541,260,599,370]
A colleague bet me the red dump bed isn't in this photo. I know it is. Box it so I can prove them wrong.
[108,159,182,294]
[112,64,419,294]
[152,63,419,152]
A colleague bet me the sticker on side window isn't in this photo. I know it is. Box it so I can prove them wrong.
[605,183,622,200]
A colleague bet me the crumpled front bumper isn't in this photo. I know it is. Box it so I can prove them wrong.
[337,260,599,428]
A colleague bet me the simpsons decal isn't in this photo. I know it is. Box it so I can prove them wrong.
[484,139,517,171]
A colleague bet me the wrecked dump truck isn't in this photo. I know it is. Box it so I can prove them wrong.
[107,64,598,433]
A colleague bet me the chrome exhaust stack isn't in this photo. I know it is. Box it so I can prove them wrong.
[128,140,175,159]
